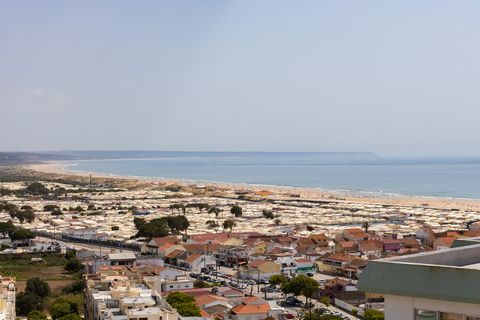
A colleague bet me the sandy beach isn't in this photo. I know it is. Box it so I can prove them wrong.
[24,161,480,212]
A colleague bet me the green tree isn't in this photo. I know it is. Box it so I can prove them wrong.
[208,206,222,218]
[166,215,190,235]
[133,217,146,230]
[274,218,281,226]
[222,219,236,231]
[281,275,319,301]
[320,296,330,307]
[73,206,84,212]
[269,274,288,286]
[50,298,77,320]
[166,292,201,317]
[26,277,51,298]
[27,310,48,320]
[174,303,202,317]
[206,220,219,230]
[11,229,36,242]
[197,203,211,213]
[166,292,195,305]
[262,209,274,219]
[16,292,44,316]
[230,205,243,217]
[193,279,212,288]
[111,226,119,231]
[136,218,169,239]
[65,258,83,273]
[57,314,82,320]
[16,210,35,224]
[43,205,60,212]
[0,220,16,238]
[364,309,384,320]
[26,182,50,196]
[281,275,319,318]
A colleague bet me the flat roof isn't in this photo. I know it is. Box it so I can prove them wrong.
[357,241,480,304]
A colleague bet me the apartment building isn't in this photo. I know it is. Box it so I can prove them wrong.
[357,238,480,320]
[85,273,178,320]
[0,276,15,320]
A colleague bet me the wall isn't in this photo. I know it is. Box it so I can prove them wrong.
[334,298,364,316]
[385,294,480,320]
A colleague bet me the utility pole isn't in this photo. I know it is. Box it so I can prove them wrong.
[257,270,260,293]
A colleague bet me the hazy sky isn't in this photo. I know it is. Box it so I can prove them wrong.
[1,1,480,156]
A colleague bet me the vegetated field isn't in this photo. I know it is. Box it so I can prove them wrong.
[0,253,79,293]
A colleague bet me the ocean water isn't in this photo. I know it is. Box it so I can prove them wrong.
[64,152,480,199]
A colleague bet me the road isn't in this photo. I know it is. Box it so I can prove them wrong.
[36,236,136,255]
[193,266,359,320]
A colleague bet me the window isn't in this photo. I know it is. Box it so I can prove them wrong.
[440,313,463,320]
[416,309,437,320]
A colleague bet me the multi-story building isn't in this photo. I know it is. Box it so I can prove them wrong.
[85,272,178,320]
[0,276,15,320]
[358,238,480,320]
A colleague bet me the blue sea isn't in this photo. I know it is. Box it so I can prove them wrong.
[60,152,480,199]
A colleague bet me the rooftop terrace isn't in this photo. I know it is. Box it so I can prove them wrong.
[357,240,480,304]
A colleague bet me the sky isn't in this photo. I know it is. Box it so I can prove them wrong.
[1,1,480,156]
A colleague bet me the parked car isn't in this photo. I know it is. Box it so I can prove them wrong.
[286,296,304,307]
[306,272,314,277]
[260,286,275,293]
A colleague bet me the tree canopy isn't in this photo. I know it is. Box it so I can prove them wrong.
[133,217,146,230]
[65,258,83,273]
[230,205,243,217]
[364,309,385,320]
[269,274,288,286]
[26,182,50,196]
[165,215,190,235]
[11,229,36,241]
[26,278,51,298]
[50,298,78,320]
[281,274,319,299]
[0,220,15,238]
[262,209,274,219]
[166,292,201,317]
[223,219,236,231]
[16,291,45,316]
[27,310,48,320]
[135,218,169,239]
